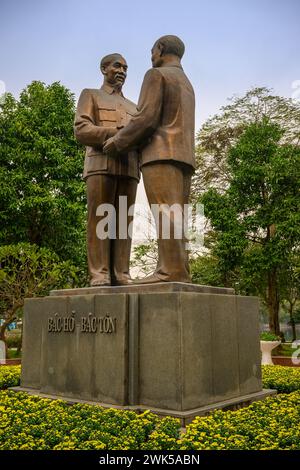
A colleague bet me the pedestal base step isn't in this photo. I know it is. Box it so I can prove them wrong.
[9,387,276,427]
[50,282,235,296]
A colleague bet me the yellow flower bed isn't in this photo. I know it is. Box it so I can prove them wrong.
[1,389,300,450]
[180,392,300,450]
[1,365,300,449]
[262,365,300,393]
[0,391,180,450]
[0,365,21,389]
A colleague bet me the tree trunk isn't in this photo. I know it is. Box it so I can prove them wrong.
[267,269,280,335]
[288,301,297,342]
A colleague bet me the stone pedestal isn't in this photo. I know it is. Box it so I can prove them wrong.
[16,283,274,425]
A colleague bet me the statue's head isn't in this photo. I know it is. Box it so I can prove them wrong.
[100,53,127,88]
[151,35,185,68]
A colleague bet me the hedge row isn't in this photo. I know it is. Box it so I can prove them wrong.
[1,365,300,450]
[0,365,21,389]
[0,391,180,450]
[180,392,300,450]
[261,365,300,393]
[1,389,300,449]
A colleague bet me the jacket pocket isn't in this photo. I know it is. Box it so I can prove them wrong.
[86,153,108,173]
[98,107,117,126]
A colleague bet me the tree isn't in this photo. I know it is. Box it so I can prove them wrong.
[0,81,87,271]
[279,255,300,341]
[0,243,79,356]
[130,240,158,278]
[190,254,225,286]
[200,119,300,335]
[192,87,300,199]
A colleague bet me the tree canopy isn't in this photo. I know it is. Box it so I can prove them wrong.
[199,118,300,334]
[0,243,79,350]
[193,87,300,196]
[0,81,86,269]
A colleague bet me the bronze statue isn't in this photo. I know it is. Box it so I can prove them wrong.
[104,36,195,283]
[74,54,139,286]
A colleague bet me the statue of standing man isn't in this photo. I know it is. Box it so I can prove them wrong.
[74,54,139,286]
[104,35,196,284]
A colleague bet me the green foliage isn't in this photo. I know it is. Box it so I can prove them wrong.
[0,81,86,270]
[7,350,21,359]
[0,392,180,450]
[191,88,300,334]
[5,333,22,350]
[260,331,281,341]
[130,241,158,277]
[193,87,300,196]
[198,118,300,332]
[273,343,296,357]
[262,365,300,393]
[180,391,300,450]
[0,243,79,343]
[0,366,21,389]
[190,255,225,286]
[292,308,300,324]
[201,119,300,282]
[2,371,300,449]
[1,365,300,449]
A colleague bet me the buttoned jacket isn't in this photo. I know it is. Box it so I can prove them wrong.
[74,84,139,180]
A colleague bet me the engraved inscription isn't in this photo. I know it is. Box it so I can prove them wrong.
[48,311,116,334]
[81,315,116,333]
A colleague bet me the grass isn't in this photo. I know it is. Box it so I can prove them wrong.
[272,343,296,357]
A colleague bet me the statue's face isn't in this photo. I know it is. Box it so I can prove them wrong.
[103,57,128,87]
[151,43,163,68]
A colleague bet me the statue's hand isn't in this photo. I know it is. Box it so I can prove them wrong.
[103,137,118,156]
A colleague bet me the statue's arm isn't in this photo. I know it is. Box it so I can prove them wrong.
[113,69,163,152]
[74,89,117,147]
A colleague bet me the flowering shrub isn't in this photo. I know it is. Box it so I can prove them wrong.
[262,365,300,393]
[1,389,300,450]
[1,365,300,449]
[0,391,180,450]
[0,365,21,389]
[180,391,300,450]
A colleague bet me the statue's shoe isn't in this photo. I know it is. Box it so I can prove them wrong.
[134,273,165,284]
[134,273,192,284]
[90,278,111,287]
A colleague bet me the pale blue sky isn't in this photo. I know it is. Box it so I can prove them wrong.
[1,0,299,130]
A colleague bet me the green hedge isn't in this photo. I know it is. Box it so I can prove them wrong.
[262,365,300,393]
[0,391,180,450]
[179,391,300,450]
[0,366,21,389]
[6,334,22,349]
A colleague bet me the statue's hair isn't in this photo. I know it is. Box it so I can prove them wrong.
[100,53,125,69]
[154,35,185,59]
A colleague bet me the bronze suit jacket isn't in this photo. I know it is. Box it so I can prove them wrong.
[74,84,139,180]
[113,65,195,170]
